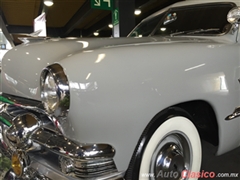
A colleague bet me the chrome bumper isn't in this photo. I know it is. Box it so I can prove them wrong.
[0,93,124,180]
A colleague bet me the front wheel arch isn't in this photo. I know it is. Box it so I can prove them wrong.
[125,107,202,180]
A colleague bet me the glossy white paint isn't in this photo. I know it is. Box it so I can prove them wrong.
[1,0,240,172]
[1,37,159,99]
[56,37,240,170]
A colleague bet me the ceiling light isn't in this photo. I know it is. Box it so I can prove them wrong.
[108,24,113,28]
[93,32,99,36]
[66,37,77,40]
[44,0,54,6]
[134,9,141,15]
[160,27,166,31]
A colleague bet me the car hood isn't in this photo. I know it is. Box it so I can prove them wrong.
[1,36,219,100]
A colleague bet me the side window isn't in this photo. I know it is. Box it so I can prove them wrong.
[154,3,234,36]
[128,13,165,37]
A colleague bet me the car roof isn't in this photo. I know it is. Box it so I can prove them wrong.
[172,0,240,7]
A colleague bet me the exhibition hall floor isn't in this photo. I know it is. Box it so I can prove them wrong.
[200,140,240,180]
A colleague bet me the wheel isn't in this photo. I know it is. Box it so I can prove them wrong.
[139,116,202,180]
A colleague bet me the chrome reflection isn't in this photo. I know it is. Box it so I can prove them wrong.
[227,7,240,24]
[42,73,59,112]
[225,106,240,120]
[31,128,115,159]
[227,7,240,35]
[31,127,117,178]
[0,95,122,179]
[40,63,70,117]
[6,114,40,149]
[11,150,30,177]
[0,93,66,136]
[151,133,191,180]
[59,156,74,174]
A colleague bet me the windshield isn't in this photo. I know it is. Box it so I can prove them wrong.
[128,3,235,37]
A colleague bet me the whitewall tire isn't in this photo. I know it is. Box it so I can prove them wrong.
[139,116,202,180]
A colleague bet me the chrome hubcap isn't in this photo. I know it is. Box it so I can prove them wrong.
[150,133,191,180]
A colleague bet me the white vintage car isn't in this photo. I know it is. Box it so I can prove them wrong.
[1,0,240,179]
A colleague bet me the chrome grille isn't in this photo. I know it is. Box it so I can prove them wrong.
[74,159,117,178]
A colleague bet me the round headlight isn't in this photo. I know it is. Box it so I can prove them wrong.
[40,64,70,116]
[42,71,59,113]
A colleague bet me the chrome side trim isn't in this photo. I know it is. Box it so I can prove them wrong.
[225,106,240,120]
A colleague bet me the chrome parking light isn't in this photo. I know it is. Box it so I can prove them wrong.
[11,150,30,178]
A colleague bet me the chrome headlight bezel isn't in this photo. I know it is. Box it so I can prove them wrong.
[40,64,70,116]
